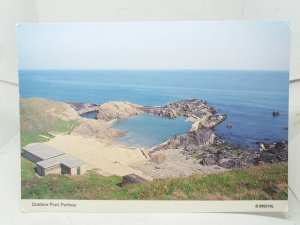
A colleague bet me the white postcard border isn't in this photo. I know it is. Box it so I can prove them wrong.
[21,199,288,213]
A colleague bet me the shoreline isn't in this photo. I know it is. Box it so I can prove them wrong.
[71,98,288,174]
[20,97,288,179]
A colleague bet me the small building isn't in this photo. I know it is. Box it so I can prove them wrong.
[22,143,65,163]
[22,143,86,176]
[36,154,86,176]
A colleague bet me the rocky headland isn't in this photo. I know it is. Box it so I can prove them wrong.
[26,98,287,178]
[96,101,144,121]
[68,99,288,171]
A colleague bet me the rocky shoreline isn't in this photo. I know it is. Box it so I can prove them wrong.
[68,99,288,172]
[185,139,288,169]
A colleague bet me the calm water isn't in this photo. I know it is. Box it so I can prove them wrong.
[19,70,289,149]
[114,114,191,148]
[81,111,97,119]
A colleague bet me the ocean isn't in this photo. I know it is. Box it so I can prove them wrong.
[19,70,289,149]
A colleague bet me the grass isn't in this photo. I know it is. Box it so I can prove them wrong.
[20,98,80,147]
[21,156,288,200]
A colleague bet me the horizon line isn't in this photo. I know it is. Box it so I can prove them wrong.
[19,68,289,72]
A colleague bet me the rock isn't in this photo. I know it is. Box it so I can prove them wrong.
[200,155,218,166]
[219,160,244,169]
[184,145,196,152]
[259,152,279,163]
[71,119,125,141]
[121,174,150,186]
[150,153,166,164]
[276,151,288,161]
[257,141,288,163]
[96,101,143,121]
[259,143,266,152]
[257,160,264,166]
[153,129,216,151]
[272,110,280,117]
[69,102,99,115]
[275,141,287,151]
[226,124,233,129]
[216,149,230,159]
[199,140,288,168]
[142,99,227,128]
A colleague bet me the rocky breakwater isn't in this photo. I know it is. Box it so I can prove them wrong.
[72,99,227,149]
[149,99,227,151]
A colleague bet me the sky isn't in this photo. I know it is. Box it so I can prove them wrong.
[17,21,290,71]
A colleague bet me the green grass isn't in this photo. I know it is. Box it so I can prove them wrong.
[20,98,80,147]
[21,157,288,200]
[20,120,79,147]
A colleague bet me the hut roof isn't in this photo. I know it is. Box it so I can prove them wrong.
[36,154,85,169]
[23,143,65,160]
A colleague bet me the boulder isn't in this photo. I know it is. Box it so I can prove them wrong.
[259,152,280,164]
[275,141,287,151]
[200,155,218,166]
[219,160,244,169]
[272,110,280,116]
[259,143,266,152]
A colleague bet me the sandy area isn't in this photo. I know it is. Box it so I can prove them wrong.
[46,134,152,180]
[133,149,226,179]
[46,134,225,180]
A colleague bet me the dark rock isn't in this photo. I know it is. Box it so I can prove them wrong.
[257,160,264,166]
[121,174,150,186]
[275,141,287,151]
[276,151,288,161]
[216,149,230,159]
[256,141,288,163]
[226,124,233,129]
[154,129,216,151]
[259,152,280,164]
[219,160,244,169]
[143,99,227,128]
[272,110,280,116]
[200,155,218,166]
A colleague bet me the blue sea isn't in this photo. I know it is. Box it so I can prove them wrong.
[19,70,289,149]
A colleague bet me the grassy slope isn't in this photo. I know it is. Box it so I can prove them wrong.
[20,98,79,147]
[21,157,288,200]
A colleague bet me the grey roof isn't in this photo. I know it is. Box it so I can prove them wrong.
[36,154,85,169]
[23,143,65,160]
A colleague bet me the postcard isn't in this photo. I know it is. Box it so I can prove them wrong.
[17,21,290,212]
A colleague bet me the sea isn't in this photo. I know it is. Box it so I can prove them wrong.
[19,70,289,149]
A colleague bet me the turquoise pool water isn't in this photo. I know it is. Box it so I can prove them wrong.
[113,114,191,148]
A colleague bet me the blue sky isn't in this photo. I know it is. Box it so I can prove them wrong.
[17,21,290,71]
